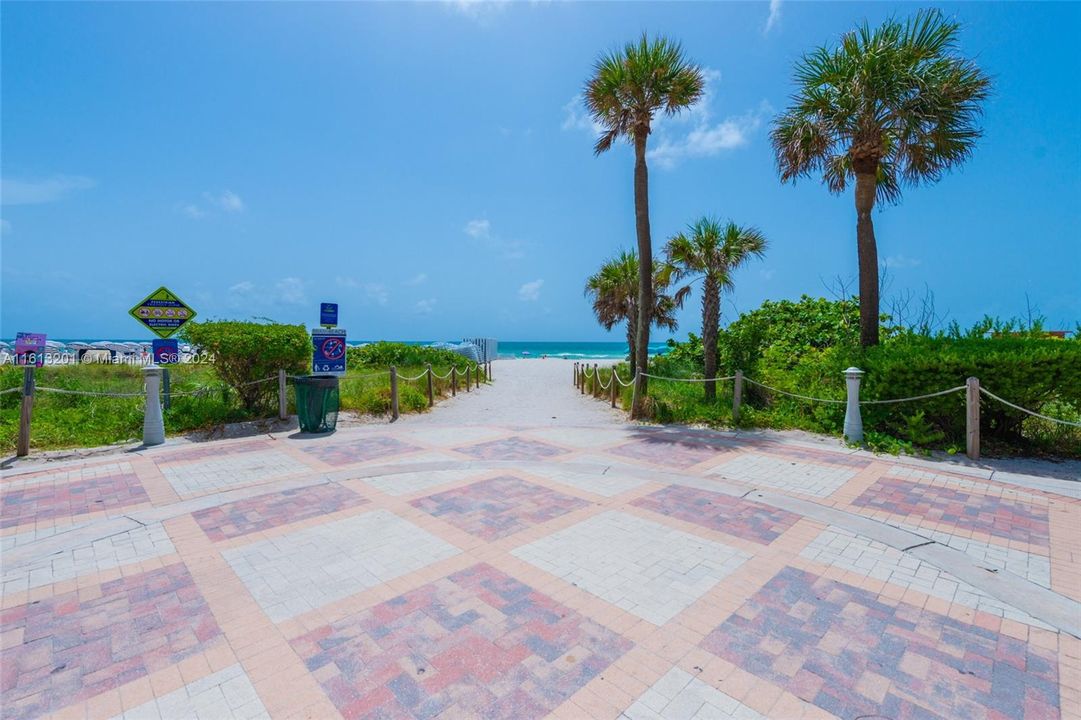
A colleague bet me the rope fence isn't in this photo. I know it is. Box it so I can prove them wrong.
[573,362,1079,460]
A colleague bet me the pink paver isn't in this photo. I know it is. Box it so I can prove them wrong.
[701,566,1060,720]
[631,485,801,545]
[745,441,873,469]
[853,476,1051,546]
[192,483,369,541]
[0,473,149,529]
[298,436,421,467]
[152,439,272,464]
[290,563,631,720]
[454,436,569,462]
[0,563,223,720]
[410,476,588,541]
[607,435,736,469]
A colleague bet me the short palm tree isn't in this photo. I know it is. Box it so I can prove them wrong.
[771,10,990,346]
[665,218,767,401]
[584,250,683,378]
[585,34,704,416]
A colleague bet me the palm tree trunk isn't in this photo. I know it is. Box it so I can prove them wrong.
[854,171,880,347]
[625,318,637,378]
[631,132,652,417]
[701,275,720,401]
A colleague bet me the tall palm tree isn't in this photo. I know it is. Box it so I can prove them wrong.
[585,34,704,417]
[665,218,767,400]
[771,10,990,346]
[584,250,684,378]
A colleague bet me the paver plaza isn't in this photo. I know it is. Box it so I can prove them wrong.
[2,398,1079,719]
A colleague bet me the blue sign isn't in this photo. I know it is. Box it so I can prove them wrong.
[153,339,180,364]
[320,302,338,328]
[312,329,347,375]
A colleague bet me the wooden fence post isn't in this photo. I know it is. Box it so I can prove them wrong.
[278,369,287,420]
[580,366,585,395]
[732,370,743,424]
[475,365,480,390]
[966,376,980,460]
[390,366,399,421]
[426,364,434,408]
[610,372,617,408]
[593,364,599,398]
[451,367,457,396]
[574,362,579,388]
[17,367,35,457]
[466,366,471,392]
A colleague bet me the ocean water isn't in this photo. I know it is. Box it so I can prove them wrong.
[7,338,670,361]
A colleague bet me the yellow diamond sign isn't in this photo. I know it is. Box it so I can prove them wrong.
[128,286,197,339]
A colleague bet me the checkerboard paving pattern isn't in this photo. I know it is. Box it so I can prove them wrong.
[222,510,459,621]
[160,450,311,498]
[411,475,589,541]
[607,437,734,469]
[620,667,768,720]
[853,476,1051,546]
[152,439,272,464]
[108,664,269,720]
[750,442,872,470]
[1,472,149,529]
[192,483,368,542]
[0,563,222,720]
[359,468,487,497]
[631,485,801,545]
[513,511,750,625]
[298,435,422,467]
[2,522,176,593]
[524,463,649,498]
[454,436,570,462]
[708,453,857,498]
[799,526,1051,627]
[701,566,1061,720]
[290,563,631,720]
[895,522,1052,588]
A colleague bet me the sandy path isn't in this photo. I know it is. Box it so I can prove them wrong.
[401,358,626,427]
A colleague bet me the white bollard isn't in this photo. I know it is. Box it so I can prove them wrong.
[842,367,865,442]
[142,365,165,446]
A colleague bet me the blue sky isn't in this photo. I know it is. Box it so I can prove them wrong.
[2,1,1079,341]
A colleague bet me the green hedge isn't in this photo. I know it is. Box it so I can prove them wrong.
[182,321,310,412]
[348,342,479,369]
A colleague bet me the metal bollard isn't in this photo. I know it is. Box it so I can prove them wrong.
[142,366,165,446]
[842,367,864,442]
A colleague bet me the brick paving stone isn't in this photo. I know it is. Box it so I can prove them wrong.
[108,664,269,720]
[894,522,1051,588]
[289,563,631,720]
[411,475,589,541]
[513,511,749,625]
[1,472,149,529]
[708,453,856,497]
[297,435,422,467]
[701,566,1061,720]
[607,436,735,469]
[0,563,223,720]
[621,667,769,720]
[746,441,873,470]
[222,510,459,621]
[2,523,176,593]
[192,483,368,542]
[454,436,570,462]
[160,450,311,498]
[800,526,1052,627]
[853,476,1051,547]
[152,439,272,464]
[631,485,801,545]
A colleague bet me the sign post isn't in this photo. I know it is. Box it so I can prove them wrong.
[312,328,347,376]
[129,287,196,445]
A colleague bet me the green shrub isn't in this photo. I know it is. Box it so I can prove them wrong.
[182,321,309,412]
[347,342,477,370]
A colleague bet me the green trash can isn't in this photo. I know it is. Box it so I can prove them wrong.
[294,375,340,433]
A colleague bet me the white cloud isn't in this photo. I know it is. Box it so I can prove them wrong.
[764,0,782,34]
[229,280,255,293]
[518,279,544,302]
[365,284,389,306]
[213,190,245,213]
[464,218,491,239]
[182,204,206,220]
[561,95,605,135]
[275,277,306,305]
[759,268,776,281]
[448,0,508,24]
[415,298,437,314]
[883,254,922,269]
[1,175,96,205]
[335,276,360,288]
[180,190,245,219]
[463,218,525,259]
[0,219,10,234]
[406,273,428,286]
